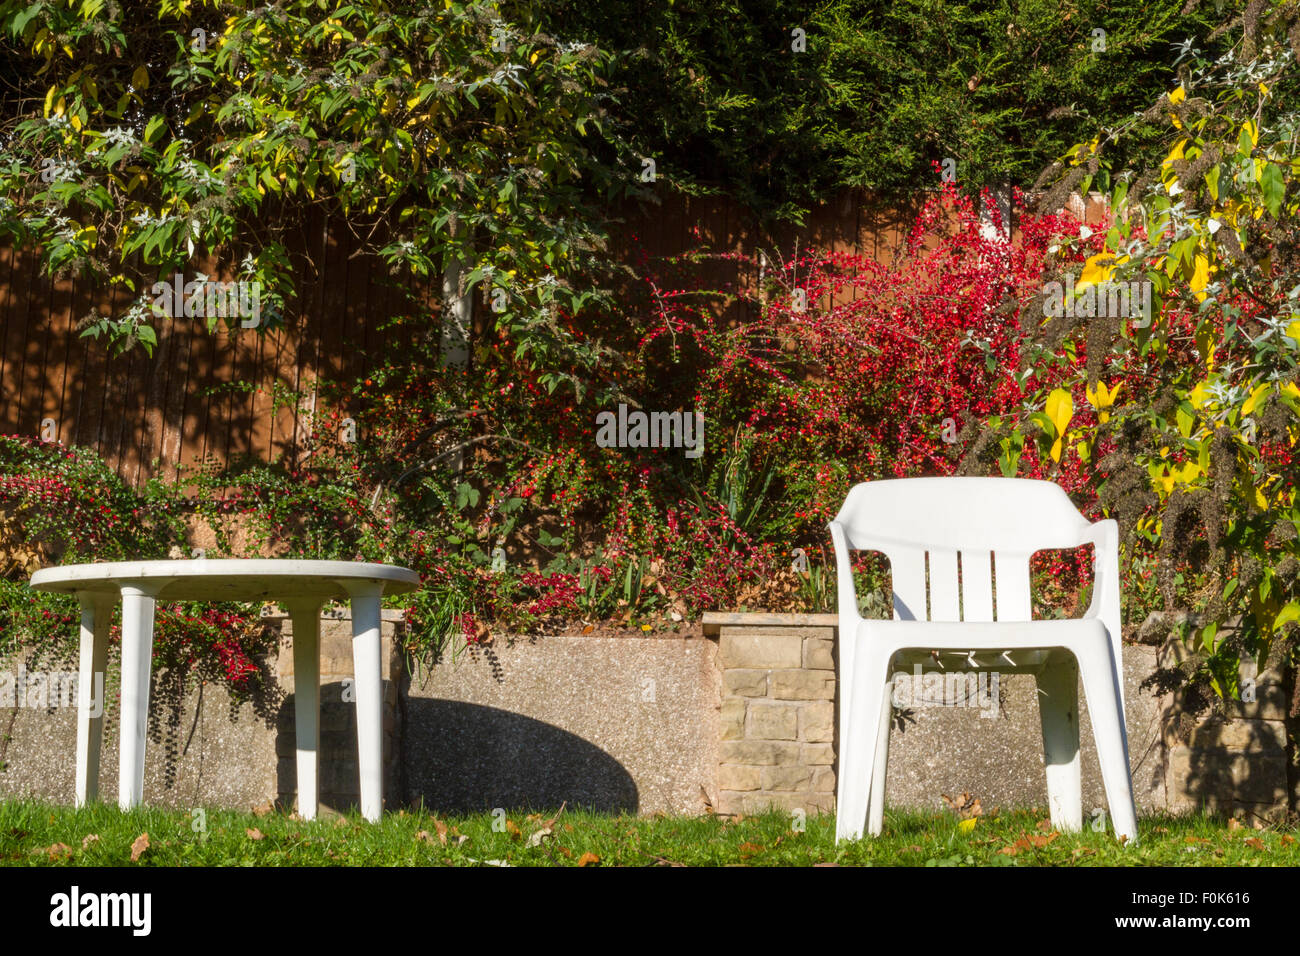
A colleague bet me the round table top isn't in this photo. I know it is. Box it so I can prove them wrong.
[30,559,422,602]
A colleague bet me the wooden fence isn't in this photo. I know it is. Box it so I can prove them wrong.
[0,188,969,485]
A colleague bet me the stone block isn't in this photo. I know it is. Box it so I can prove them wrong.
[802,743,835,765]
[720,740,801,766]
[721,697,746,741]
[722,669,769,697]
[761,766,814,791]
[745,701,799,740]
[719,633,802,669]
[802,637,835,671]
[770,669,835,700]
[799,700,835,742]
[718,765,761,791]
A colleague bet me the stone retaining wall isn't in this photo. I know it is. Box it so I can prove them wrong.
[2,611,1293,822]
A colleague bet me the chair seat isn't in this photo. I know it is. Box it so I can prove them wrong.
[884,647,1054,672]
[858,619,1110,672]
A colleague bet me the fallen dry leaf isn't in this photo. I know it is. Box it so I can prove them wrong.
[40,843,73,861]
[81,834,100,850]
[1281,835,1296,846]
[252,803,272,817]
[505,819,522,840]
[526,827,553,848]
[576,851,599,867]
[130,832,150,862]
[1244,838,1266,851]
[1000,831,1058,856]
[416,830,435,844]
[433,818,449,845]
[738,842,764,858]
[558,846,573,859]
[1228,817,1243,831]
[941,792,982,819]
[246,828,264,841]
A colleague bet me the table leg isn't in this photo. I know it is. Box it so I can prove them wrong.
[344,582,384,822]
[118,585,158,811]
[74,592,114,806]
[287,600,322,821]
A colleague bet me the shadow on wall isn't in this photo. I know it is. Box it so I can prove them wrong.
[402,699,639,814]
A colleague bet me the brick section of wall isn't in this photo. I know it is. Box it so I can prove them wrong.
[1160,637,1292,822]
[714,621,838,816]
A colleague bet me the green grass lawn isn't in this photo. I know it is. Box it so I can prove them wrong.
[1,800,1295,866]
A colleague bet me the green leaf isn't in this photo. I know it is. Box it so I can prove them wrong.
[1259,162,1284,218]
[143,115,166,145]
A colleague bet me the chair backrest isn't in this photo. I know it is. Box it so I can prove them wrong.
[830,477,1092,623]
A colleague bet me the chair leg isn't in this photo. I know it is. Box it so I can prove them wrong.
[1075,640,1139,844]
[1035,652,1082,832]
[866,688,891,836]
[835,645,892,842]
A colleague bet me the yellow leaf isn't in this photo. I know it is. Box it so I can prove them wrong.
[1045,388,1074,438]
[1086,380,1121,424]
[1196,327,1217,369]
[131,65,149,91]
[1189,381,1211,409]
[1242,383,1271,416]
[1189,254,1211,302]
[1161,139,1188,181]
[1286,320,1300,343]
[1242,119,1258,148]
[1078,253,1118,289]
[1168,85,1185,106]
[958,818,977,834]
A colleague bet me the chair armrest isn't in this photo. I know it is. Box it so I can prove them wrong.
[1076,519,1119,624]
[828,520,864,631]
[1076,518,1125,715]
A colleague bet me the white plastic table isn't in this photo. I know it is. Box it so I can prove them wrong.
[29,559,420,822]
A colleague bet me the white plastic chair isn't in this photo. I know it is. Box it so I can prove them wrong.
[828,477,1138,843]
